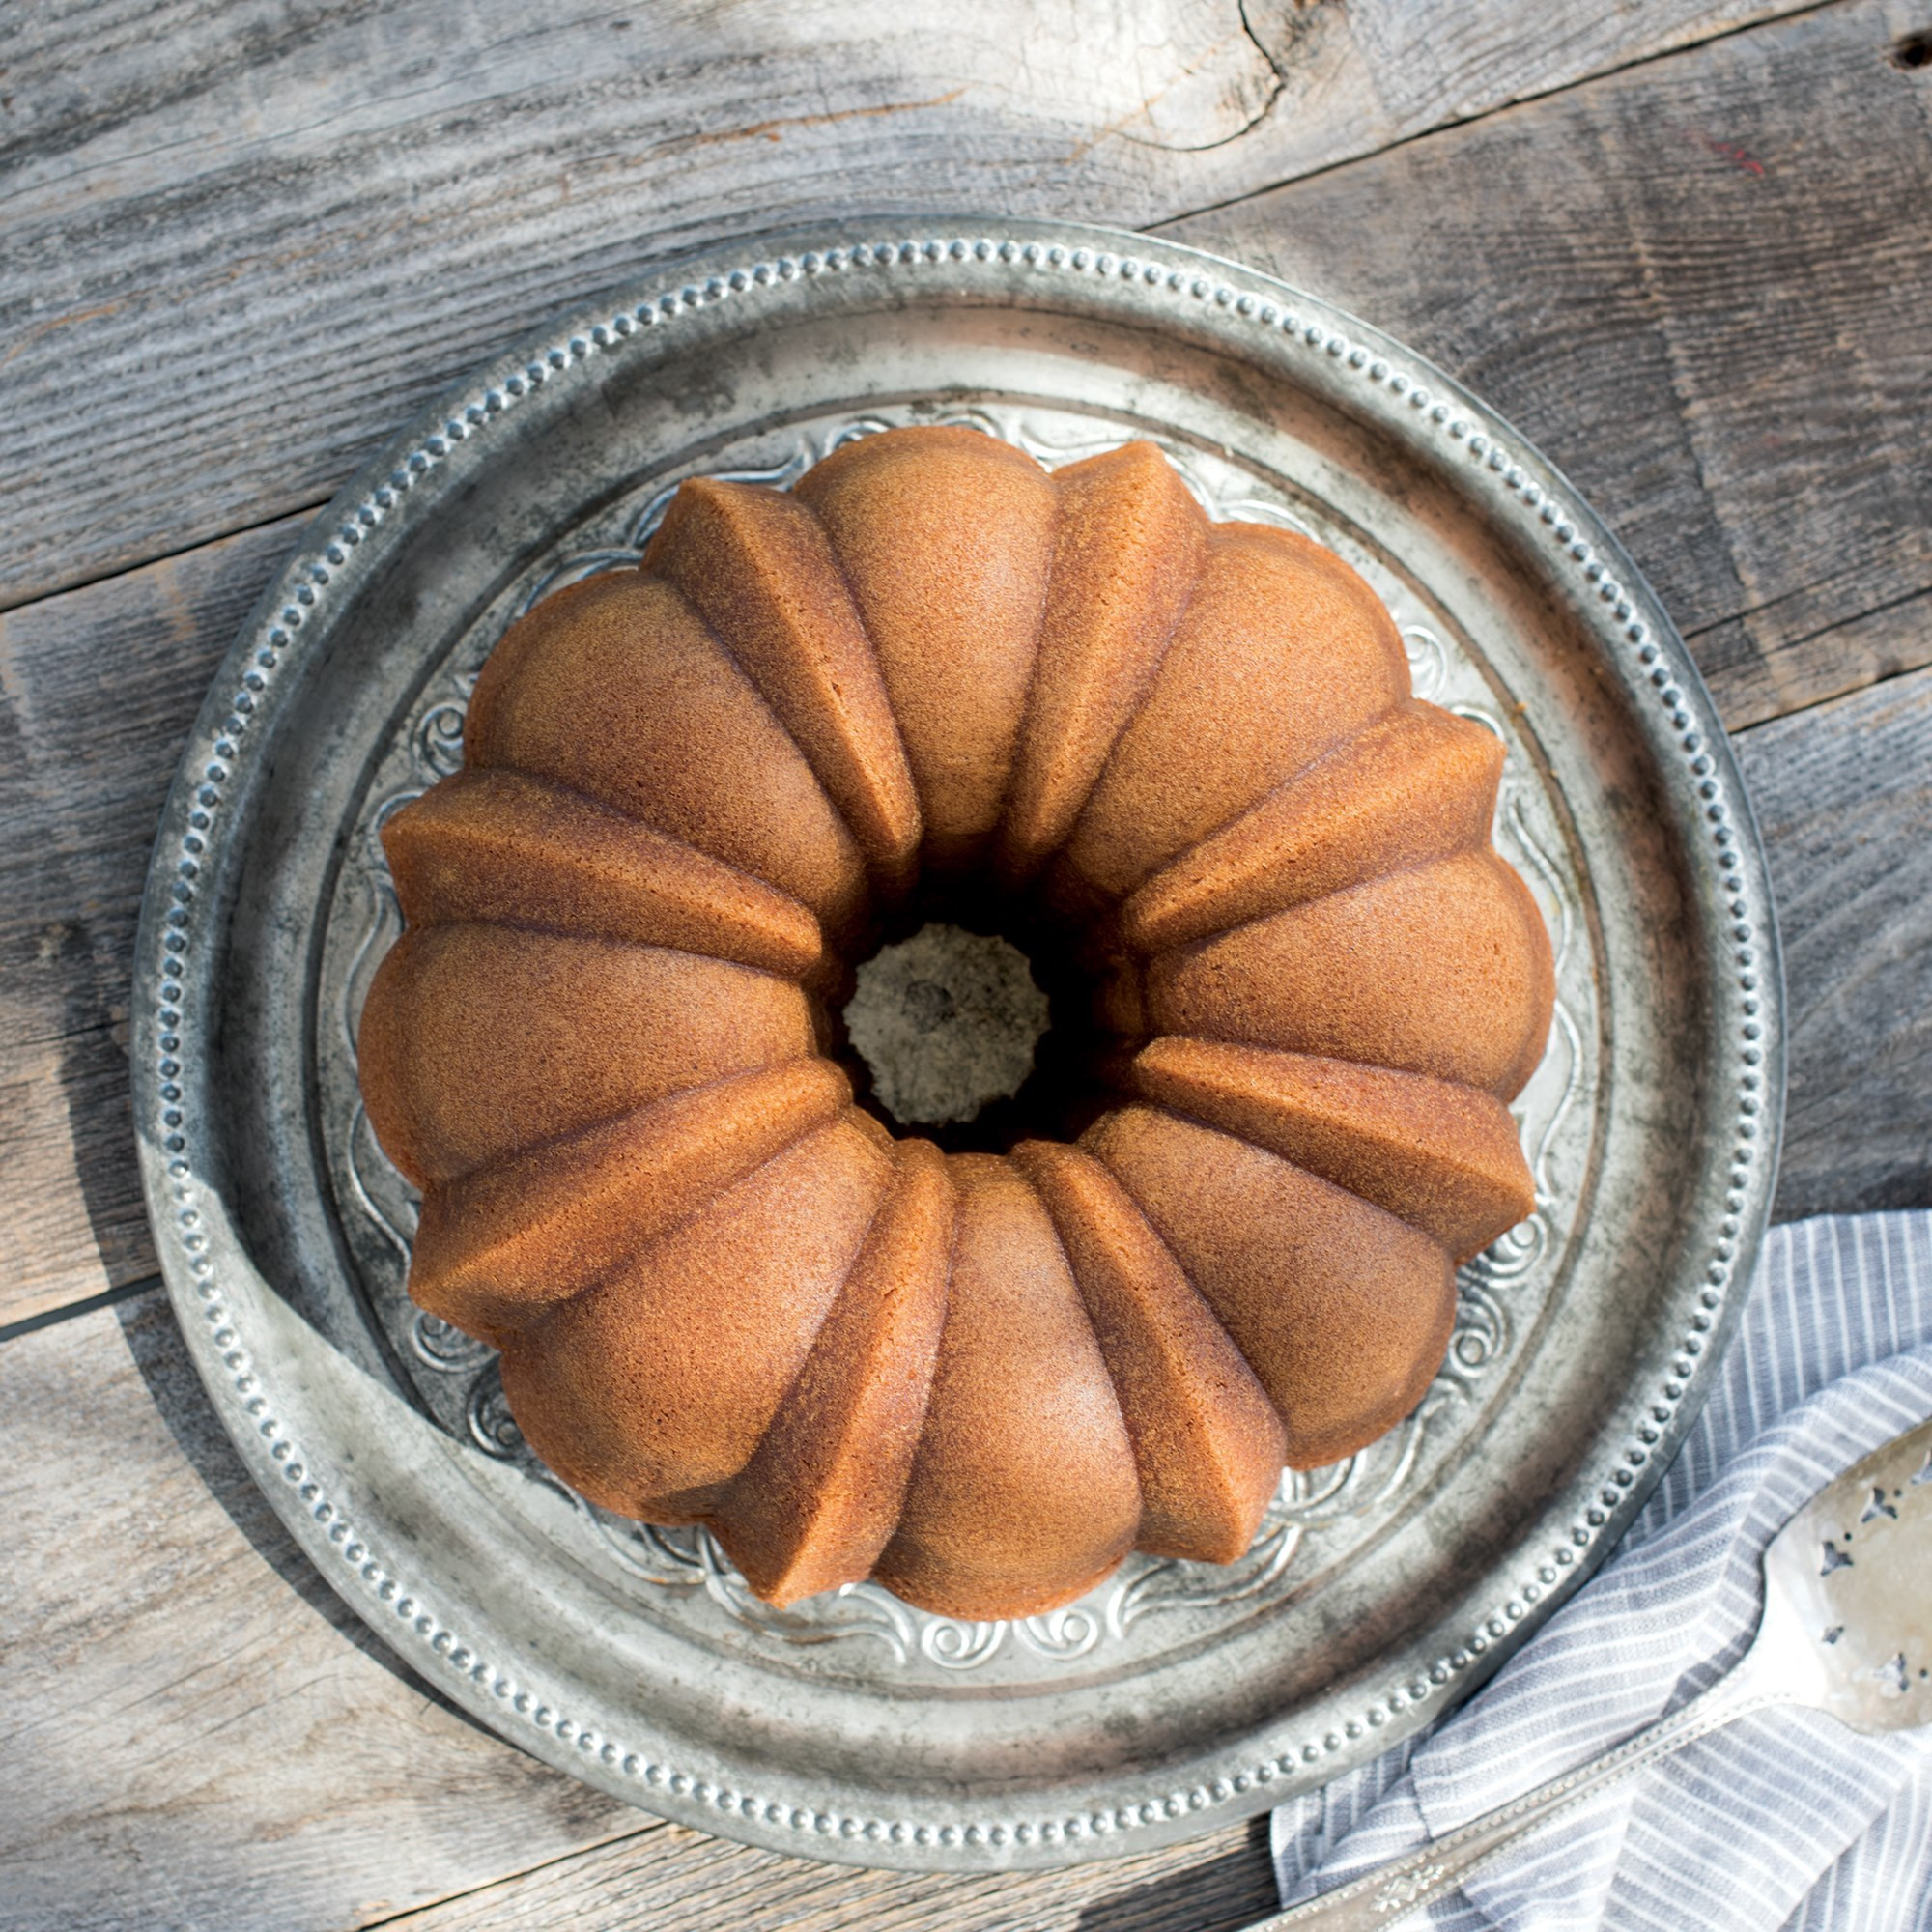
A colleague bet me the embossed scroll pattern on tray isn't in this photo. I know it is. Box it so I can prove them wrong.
[322,405,1597,1680]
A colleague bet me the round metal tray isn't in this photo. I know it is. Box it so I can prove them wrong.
[132,219,1783,1872]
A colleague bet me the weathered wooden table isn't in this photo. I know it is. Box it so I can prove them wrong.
[5,4,1929,1926]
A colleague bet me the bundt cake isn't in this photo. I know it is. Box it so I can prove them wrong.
[358,425,1554,1622]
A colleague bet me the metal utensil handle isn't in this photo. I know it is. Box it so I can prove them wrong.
[1247,1674,1781,1930]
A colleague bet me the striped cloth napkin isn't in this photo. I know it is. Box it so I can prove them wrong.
[1270,1211,1932,1930]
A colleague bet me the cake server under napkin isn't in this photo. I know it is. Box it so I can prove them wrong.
[1242,1413,1932,1930]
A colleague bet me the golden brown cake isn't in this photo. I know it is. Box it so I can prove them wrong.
[358,425,1554,1622]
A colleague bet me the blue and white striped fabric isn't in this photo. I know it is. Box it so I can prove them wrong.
[1271,1211,1932,1930]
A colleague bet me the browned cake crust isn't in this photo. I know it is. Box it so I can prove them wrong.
[357,426,1555,1620]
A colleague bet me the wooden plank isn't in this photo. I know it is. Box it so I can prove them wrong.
[0,515,309,1326]
[1732,664,1932,1221]
[0,1291,642,1932]
[0,1290,1270,1931]
[371,1814,1274,1932]
[0,0,1812,611]
[1167,0,1932,729]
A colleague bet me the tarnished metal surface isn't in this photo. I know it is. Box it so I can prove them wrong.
[131,220,1783,1871]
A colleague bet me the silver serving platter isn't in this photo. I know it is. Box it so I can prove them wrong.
[132,219,1783,1872]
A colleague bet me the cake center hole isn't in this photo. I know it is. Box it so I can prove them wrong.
[843,923,1052,1132]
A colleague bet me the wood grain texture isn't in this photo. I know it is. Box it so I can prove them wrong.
[373,1812,1275,1932]
[0,0,1811,610]
[1167,0,1932,729]
[1734,664,1932,1221]
[0,1291,643,1932]
[0,516,306,1327]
